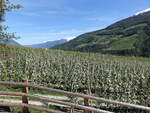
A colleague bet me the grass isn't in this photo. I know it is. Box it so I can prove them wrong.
[0,86,67,107]
[11,105,61,113]
[109,35,137,50]
[0,86,64,96]
[0,86,66,113]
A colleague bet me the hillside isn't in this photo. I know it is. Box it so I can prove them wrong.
[0,39,21,46]
[25,39,69,48]
[54,10,150,57]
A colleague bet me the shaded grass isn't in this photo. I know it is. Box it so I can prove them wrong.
[0,86,64,96]
[11,105,60,113]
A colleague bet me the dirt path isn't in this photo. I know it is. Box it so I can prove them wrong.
[33,94,68,100]
[0,94,69,107]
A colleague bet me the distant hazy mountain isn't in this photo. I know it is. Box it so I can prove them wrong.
[0,39,21,46]
[53,8,150,57]
[25,39,72,48]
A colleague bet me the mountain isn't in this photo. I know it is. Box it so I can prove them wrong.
[0,39,21,46]
[53,9,150,57]
[25,39,71,48]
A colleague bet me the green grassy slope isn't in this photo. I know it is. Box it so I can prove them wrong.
[53,11,150,57]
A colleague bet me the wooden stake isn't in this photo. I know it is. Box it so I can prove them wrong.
[22,80,30,113]
[84,90,92,113]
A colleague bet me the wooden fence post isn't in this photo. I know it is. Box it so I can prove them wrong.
[22,80,30,113]
[84,90,92,113]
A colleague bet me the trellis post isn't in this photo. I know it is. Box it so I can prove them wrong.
[84,90,92,113]
[22,80,30,113]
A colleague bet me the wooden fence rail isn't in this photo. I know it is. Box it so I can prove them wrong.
[0,81,150,113]
[0,92,112,113]
[0,102,65,113]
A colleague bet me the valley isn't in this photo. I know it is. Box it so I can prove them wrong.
[1,0,150,112]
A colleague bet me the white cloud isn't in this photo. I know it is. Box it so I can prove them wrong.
[45,10,61,14]
[14,9,63,17]
[88,16,117,22]
[54,29,82,35]
[22,12,41,16]
[13,0,67,9]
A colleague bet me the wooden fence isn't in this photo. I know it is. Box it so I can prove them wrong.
[0,81,150,113]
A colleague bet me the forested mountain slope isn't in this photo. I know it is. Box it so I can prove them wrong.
[54,10,150,57]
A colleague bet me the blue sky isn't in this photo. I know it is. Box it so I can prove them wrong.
[4,0,150,45]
